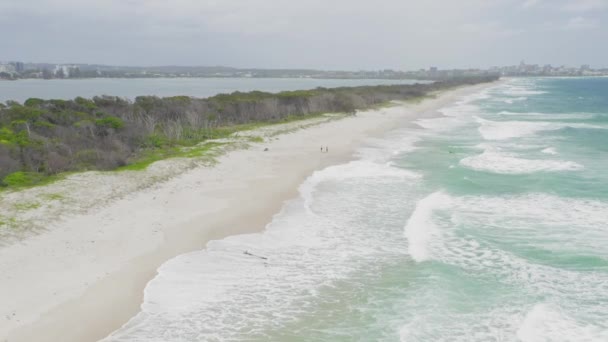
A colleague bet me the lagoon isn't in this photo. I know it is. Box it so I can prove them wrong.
[0,77,426,103]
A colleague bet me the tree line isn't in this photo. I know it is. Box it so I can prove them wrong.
[0,76,498,187]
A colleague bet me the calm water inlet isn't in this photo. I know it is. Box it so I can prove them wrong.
[0,78,426,103]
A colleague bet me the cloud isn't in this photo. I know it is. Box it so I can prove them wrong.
[565,16,601,30]
[522,0,541,9]
[561,0,608,12]
[522,0,608,12]
[460,22,524,37]
[0,0,607,69]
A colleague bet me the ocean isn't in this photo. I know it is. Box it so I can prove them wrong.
[0,78,425,103]
[105,77,608,341]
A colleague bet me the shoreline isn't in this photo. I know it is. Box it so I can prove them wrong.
[0,81,497,342]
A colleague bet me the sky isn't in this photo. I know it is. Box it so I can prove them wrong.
[0,0,606,70]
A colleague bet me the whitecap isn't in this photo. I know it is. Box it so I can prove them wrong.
[541,147,558,155]
[475,117,604,141]
[403,192,451,262]
[497,111,597,121]
[517,304,608,342]
[415,92,485,132]
[501,96,528,104]
[501,84,548,96]
[460,146,583,174]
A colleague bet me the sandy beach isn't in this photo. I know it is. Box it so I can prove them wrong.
[0,82,495,342]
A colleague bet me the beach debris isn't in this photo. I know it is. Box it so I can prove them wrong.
[244,250,268,260]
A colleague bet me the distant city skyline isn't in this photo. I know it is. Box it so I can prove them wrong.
[2,60,606,81]
[1,0,607,70]
[0,60,605,72]
[1,59,606,74]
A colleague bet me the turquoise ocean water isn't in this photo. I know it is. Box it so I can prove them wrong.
[105,77,608,341]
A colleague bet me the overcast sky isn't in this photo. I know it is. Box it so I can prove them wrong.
[1,0,606,70]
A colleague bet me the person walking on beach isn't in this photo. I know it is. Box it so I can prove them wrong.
[325,146,329,153]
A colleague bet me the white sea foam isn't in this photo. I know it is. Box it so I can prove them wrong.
[460,146,583,174]
[403,192,451,262]
[502,96,528,104]
[541,147,558,155]
[415,91,485,132]
[476,118,553,140]
[398,192,608,341]
[501,84,548,96]
[497,111,597,121]
[104,157,419,341]
[300,160,419,212]
[399,307,524,342]
[409,191,608,270]
[427,194,608,299]
[451,194,608,253]
[355,133,420,161]
[476,117,604,141]
[505,89,547,96]
[400,302,608,342]
[415,116,466,131]
[517,304,608,342]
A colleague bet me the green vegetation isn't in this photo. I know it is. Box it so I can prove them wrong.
[13,201,41,211]
[41,193,65,201]
[95,116,125,130]
[0,215,17,227]
[1,171,66,190]
[0,76,498,190]
[3,172,45,187]
[115,142,224,171]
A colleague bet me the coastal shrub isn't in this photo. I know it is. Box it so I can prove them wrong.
[95,116,125,130]
[49,99,69,110]
[0,128,31,147]
[74,97,97,110]
[24,98,45,107]
[0,127,14,144]
[33,121,56,129]
[144,134,169,148]
[8,105,43,122]
[167,96,191,103]
[0,76,498,189]
[0,145,20,179]
[2,171,44,187]
[74,149,98,167]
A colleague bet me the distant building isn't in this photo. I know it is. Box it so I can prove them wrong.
[9,61,25,72]
[0,63,16,73]
[54,64,78,78]
[518,60,525,72]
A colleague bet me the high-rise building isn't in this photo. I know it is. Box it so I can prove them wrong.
[10,61,25,72]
